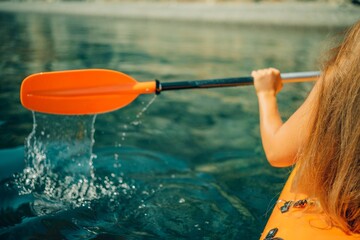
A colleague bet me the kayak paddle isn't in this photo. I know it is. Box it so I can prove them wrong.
[20,69,319,115]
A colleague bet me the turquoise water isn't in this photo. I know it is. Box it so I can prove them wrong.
[0,11,343,239]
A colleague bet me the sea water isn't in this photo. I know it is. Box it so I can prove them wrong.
[0,11,344,239]
[2,110,254,239]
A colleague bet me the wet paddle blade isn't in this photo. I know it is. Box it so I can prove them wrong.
[21,69,156,115]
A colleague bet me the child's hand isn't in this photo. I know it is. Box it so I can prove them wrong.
[252,68,283,96]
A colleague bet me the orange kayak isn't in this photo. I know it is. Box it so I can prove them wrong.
[260,169,360,240]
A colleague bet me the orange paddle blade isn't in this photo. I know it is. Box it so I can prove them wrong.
[21,69,156,115]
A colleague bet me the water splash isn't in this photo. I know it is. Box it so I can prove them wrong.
[25,113,96,178]
[13,94,159,212]
[131,95,157,126]
[14,112,135,211]
[117,95,157,147]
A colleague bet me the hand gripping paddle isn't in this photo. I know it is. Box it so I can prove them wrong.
[20,69,320,115]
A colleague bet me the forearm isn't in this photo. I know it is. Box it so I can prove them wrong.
[257,92,284,163]
[252,68,304,167]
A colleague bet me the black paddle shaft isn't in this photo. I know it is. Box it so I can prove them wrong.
[156,76,253,94]
[155,71,320,94]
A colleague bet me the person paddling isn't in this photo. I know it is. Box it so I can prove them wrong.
[252,20,360,234]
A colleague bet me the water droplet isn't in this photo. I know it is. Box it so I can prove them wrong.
[131,120,141,126]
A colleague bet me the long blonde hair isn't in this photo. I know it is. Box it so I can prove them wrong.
[294,20,360,234]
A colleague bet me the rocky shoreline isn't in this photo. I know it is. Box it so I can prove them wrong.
[0,1,359,27]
